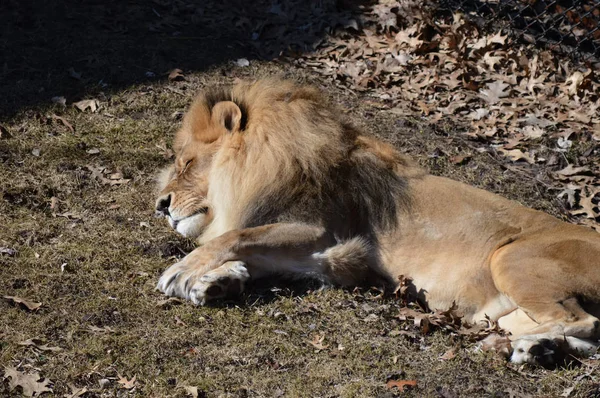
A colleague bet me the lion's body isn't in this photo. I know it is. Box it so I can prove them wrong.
[156,79,600,366]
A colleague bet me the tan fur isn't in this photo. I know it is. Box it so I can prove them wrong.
[156,79,600,366]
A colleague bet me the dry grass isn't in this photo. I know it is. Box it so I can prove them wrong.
[1,63,599,397]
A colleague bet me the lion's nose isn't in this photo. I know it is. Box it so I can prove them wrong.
[156,194,172,216]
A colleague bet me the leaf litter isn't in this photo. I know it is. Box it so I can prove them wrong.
[287,0,600,229]
[3,367,53,397]
[3,296,42,311]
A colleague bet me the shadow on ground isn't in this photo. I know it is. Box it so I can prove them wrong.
[0,0,370,118]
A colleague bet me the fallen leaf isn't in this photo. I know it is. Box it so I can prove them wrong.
[3,296,42,311]
[0,247,17,256]
[307,334,328,351]
[156,141,174,159]
[386,379,417,391]
[554,164,591,178]
[87,165,131,186]
[235,58,250,67]
[18,339,62,352]
[558,184,581,208]
[479,81,510,104]
[0,125,11,139]
[31,148,41,157]
[86,148,100,155]
[184,386,199,398]
[521,125,544,140]
[450,155,471,165]
[66,384,88,398]
[498,148,534,164]
[480,334,512,358]
[156,297,183,308]
[49,114,74,133]
[73,99,99,113]
[168,68,185,81]
[565,70,589,96]
[3,367,53,397]
[68,67,82,80]
[51,96,66,106]
[440,348,456,361]
[117,374,136,390]
[87,325,114,334]
[571,191,598,219]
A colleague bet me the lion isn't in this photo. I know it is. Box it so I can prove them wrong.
[155,79,600,367]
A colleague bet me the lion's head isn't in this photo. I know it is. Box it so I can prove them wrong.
[156,79,417,243]
[155,93,246,239]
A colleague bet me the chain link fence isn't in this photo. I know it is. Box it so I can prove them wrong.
[439,0,600,63]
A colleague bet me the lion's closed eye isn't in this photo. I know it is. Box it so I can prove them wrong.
[180,159,193,175]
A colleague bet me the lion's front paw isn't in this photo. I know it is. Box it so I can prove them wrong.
[157,260,250,305]
[189,261,250,305]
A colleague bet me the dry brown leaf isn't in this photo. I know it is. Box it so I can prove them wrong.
[482,52,503,70]
[184,386,199,398]
[440,348,456,361]
[558,184,581,208]
[87,325,114,334]
[156,141,175,159]
[565,70,590,96]
[386,379,417,391]
[66,384,88,398]
[18,339,62,352]
[49,114,74,133]
[117,374,136,390]
[168,68,185,81]
[50,196,59,213]
[0,247,17,256]
[3,296,42,311]
[51,96,67,106]
[73,99,98,113]
[571,192,598,219]
[0,125,12,139]
[234,58,250,67]
[521,125,545,140]
[450,155,471,165]
[479,81,510,104]
[554,164,591,178]
[499,148,534,164]
[68,67,82,80]
[156,297,184,308]
[480,334,512,358]
[488,31,508,45]
[307,334,328,350]
[87,165,131,186]
[3,367,53,397]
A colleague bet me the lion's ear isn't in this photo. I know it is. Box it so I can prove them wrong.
[211,101,242,132]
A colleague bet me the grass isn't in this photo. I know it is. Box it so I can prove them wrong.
[1,62,599,397]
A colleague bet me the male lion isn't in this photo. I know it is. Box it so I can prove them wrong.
[155,79,600,366]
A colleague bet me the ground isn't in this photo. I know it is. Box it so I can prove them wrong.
[1,1,599,397]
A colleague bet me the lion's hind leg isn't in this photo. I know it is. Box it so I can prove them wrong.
[509,334,599,367]
[490,240,600,366]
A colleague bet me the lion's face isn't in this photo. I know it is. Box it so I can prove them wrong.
[155,97,244,239]
[155,149,213,239]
